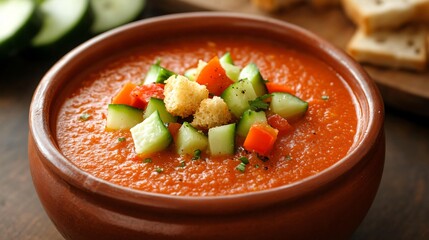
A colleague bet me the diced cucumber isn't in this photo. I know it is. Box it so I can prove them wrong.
[130,111,172,155]
[236,110,267,138]
[208,123,236,156]
[184,68,197,81]
[143,63,176,84]
[176,122,208,155]
[106,104,143,130]
[221,80,257,118]
[143,98,177,123]
[270,92,308,119]
[220,52,240,82]
[32,0,92,49]
[239,63,267,97]
[220,52,234,65]
[0,0,41,56]
[90,0,146,34]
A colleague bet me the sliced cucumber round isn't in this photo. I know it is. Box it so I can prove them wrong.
[31,0,93,49]
[0,0,41,55]
[90,0,146,34]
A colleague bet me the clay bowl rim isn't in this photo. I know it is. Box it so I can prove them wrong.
[29,12,384,215]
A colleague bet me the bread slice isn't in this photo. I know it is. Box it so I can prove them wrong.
[347,25,427,71]
[341,0,427,34]
[251,0,302,11]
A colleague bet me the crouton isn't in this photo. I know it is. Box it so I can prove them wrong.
[192,96,232,129]
[164,75,209,118]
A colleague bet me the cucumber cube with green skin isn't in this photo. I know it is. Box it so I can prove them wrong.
[220,52,235,65]
[106,104,144,130]
[144,64,176,84]
[143,98,177,123]
[270,92,309,119]
[237,110,267,138]
[239,63,268,97]
[176,122,208,155]
[130,111,172,155]
[221,80,257,118]
[184,68,198,81]
[208,123,236,156]
[220,52,241,82]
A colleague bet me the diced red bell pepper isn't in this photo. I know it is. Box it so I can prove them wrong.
[167,122,182,140]
[243,123,278,156]
[265,82,294,94]
[196,56,234,96]
[267,114,293,134]
[129,83,165,109]
[112,82,137,106]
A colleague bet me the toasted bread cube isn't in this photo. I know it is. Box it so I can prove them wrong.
[164,75,209,118]
[192,96,232,129]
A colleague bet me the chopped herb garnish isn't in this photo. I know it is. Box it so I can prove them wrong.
[192,149,202,160]
[143,158,152,163]
[155,167,163,173]
[239,156,249,165]
[248,94,272,111]
[117,137,126,142]
[236,162,246,173]
[321,95,330,101]
[285,155,292,160]
[79,113,90,121]
[254,164,260,168]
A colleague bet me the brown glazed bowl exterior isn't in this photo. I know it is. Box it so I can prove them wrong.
[28,12,385,240]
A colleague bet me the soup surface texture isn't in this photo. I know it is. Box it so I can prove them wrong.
[56,35,358,196]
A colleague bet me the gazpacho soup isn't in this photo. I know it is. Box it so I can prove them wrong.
[56,34,358,196]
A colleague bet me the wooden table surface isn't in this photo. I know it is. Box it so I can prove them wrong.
[1,5,428,240]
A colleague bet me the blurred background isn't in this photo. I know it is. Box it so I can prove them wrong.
[1,0,428,239]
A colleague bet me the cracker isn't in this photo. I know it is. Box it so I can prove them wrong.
[347,25,427,71]
[341,0,427,33]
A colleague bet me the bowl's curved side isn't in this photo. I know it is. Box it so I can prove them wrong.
[28,130,385,240]
[28,12,385,239]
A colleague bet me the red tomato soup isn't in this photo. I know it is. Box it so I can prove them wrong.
[56,35,358,196]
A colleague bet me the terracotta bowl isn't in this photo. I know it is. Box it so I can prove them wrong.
[28,12,385,240]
